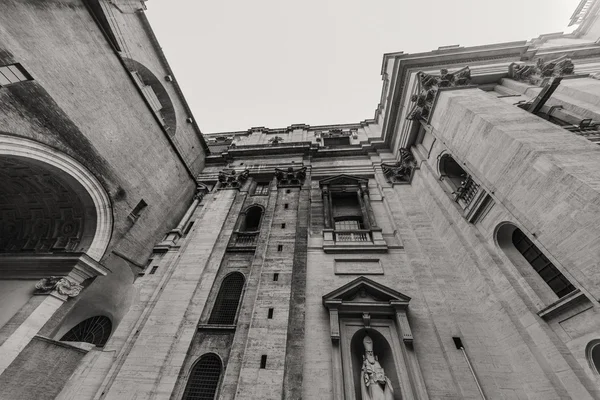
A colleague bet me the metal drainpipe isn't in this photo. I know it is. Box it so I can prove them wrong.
[460,346,487,400]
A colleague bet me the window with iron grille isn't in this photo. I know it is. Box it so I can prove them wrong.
[60,316,112,347]
[208,272,245,325]
[254,183,270,196]
[512,228,575,298]
[182,353,222,400]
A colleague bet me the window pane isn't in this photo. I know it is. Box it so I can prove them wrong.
[7,65,27,81]
[0,66,20,83]
[0,70,10,86]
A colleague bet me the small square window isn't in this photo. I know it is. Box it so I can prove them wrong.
[149,266,159,275]
[273,273,279,281]
[284,204,289,209]
[267,308,274,319]
[277,245,283,252]
[260,355,267,369]
[286,189,291,194]
[281,223,286,229]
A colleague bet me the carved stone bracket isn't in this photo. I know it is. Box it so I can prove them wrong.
[274,166,307,187]
[218,168,250,189]
[35,276,83,298]
[381,148,416,184]
[407,66,471,121]
[509,56,575,85]
[194,183,210,201]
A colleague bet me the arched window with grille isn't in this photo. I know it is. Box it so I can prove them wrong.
[182,353,222,400]
[497,223,575,302]
[208,272,245,325]
[60,315,112,347]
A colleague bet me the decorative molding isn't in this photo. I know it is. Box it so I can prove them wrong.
[509,56,575,85]
[407,66,471,121]
[274,166,307,187]
[381,148,416,184]
[218,168,250,189]
[34,276,83,297]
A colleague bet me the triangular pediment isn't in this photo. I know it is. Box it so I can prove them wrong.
[322,276,411,307]
[319,174,369,187]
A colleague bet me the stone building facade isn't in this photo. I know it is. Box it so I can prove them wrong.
[3,0,600,399]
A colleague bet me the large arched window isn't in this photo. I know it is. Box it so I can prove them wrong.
[511,228,575,298]
[208,272,245,325]
[497,223,575,301]
[60,315,112,347]
[182,353,222,400]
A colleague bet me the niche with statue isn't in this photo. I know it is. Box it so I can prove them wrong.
[323,277,429,400]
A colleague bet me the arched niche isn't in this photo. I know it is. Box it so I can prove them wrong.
[122,57,177,135]
[351,328,401,399]
[586,339,600,376]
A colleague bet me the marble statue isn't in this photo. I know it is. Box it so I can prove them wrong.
[361,335,394,400]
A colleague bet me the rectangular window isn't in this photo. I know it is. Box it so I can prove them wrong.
[277,244,283,252]
[284,203,289,209]
[273,273,279,281]
[281,223,286,229]
[0,63,31,86]
[254,183,270,196]
[323,136,350,147]
[260,355,267,369]
[149,266,159,275]
[267,308,274,319]
[129,199,148,222]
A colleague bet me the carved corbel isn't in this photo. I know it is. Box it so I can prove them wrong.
[381,148,416,184]
[218,168,250,189]
[35,276,83,298]
[509,56,575,85]
[407,66,471,121]
[362,312,371,328]
[274,166,307,187]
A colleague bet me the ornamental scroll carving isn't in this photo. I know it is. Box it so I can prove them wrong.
[218,169,250,189]
[509,56,575,85]
[35,276,83,297]
[274,166,307,187]
[381,148,416,184]
[407,66,471,121]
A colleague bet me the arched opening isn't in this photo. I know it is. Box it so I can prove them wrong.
[208,272,245,325]
[59,315,112,347]
[350,328,400,399]
[0,136,112,331]
[182,353,222,400]
[497,223,575,303]
[439,153,468,191]
[240,206,263,232]
[586,340,600,375]
[122,58,177,135]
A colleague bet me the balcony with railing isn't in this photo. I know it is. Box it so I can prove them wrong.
[452,175,493,223]
[334,230,372,242]
[227,231,259,251]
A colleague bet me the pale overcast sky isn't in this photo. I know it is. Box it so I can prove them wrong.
[146,0,580,133]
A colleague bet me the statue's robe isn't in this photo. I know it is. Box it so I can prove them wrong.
[360,358,394,400]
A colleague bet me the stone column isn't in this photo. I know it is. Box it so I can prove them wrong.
[360,183,378,229]
[322,185,332,229]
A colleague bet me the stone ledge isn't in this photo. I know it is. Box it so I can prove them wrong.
[537,289,590,320]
